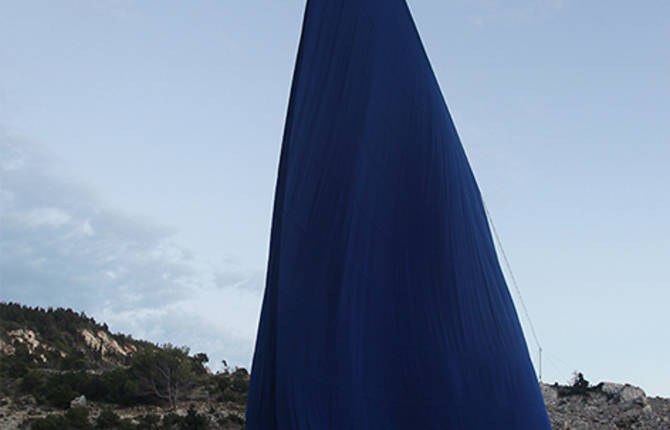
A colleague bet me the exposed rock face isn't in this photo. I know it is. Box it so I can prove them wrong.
[1,327,136,365]
[541,383,559,403]
[543,382,670,429]
[6,329,40,354]
[1,325,137,367]
[1,303,147,368]
[79,328,129,358]
[124,344,138,355]
[2,329,63,361]
[600,382,647,404]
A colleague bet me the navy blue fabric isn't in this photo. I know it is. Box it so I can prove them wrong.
[246,1,551,428]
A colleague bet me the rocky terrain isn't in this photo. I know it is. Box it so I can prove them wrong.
[543,381,670,429]
[1,302,248,429]
[2,380,668,429]
[0,395,245,430]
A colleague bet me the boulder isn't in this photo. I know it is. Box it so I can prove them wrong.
[70,395,87,408]
[620,385,646,404]
[541,384,559,403]
[600,382,646,404]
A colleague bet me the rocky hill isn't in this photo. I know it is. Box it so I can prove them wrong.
[543,379,670,429]
[0,302,150,370]
[0,302,248,429]
[1,302,669,429]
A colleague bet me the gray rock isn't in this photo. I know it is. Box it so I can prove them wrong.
[600,382,646,404]
[541,385,558,403]
[620,385,646,404]
[601,382,625,397]
[70,395,87,408]
[542,381,668,429]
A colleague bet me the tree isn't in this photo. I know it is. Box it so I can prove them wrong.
[130,344,196,410]
[193,353,208,365]
[192,353,209,376]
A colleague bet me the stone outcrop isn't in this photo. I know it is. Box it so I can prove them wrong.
[2,329,63,361]
[79,328,130,358]
[70,395,87,408]
[543,382,670,429]
[600,382,647,404]
[1,325,136,366]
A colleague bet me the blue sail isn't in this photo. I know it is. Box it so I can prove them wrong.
[246,1,551,428]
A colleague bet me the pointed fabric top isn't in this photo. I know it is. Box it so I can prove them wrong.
[246,1,551,428]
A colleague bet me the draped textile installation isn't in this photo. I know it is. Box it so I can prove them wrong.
[246,0,551,428]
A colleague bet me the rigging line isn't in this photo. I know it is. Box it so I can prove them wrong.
[480,195,542,355]
[545,354,570,375]
[544,350,577,373]
[545,356,565,376]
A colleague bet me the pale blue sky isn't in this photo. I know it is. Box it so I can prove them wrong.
[1,1,669,395]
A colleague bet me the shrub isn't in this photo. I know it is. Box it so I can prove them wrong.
[137,413,161,430]
[20,369,45,393]
[29,414,68,430]
[64,406,92,430]
[43,371,88,408]
[161,412,182,429]
[96,408,121,429]
[557,371,594,397]
[29,407,92,430]
[181,405,209,430]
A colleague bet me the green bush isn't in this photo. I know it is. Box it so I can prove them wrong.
[20,369,45,393]
[137,414,161,430]
[29,414,68,430]
[119,417,139,430]
[207,368,249,406]
[0,343,31,377]
[64,406,92,430]
[161,412,182,429]
[44,383,76,409]
[556,371,594,397]
[96,408,121,428]
[156,407,210,430]
[29,407,92,430]
[43,371,88,408]
[181,405,209,430]
[61,354,88,371]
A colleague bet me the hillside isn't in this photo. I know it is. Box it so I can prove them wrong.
[0,302,248,429]
[1,302,669,429]
[542,379,670,429]
[0,302,151,371]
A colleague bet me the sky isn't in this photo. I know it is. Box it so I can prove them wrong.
[1,0,669,395]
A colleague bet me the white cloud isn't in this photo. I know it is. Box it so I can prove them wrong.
[23,207,72,228]
[81,220,95,236]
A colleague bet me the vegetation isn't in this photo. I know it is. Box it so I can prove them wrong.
[130,345,203,410]
[555,371,595,397]
[28,405,214,430]
[0,343,228,409]
[0,301,151,370]
[206,368,249,405]
[0,301,250,429]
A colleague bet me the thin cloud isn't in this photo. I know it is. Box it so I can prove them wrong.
[0,131,262,369]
